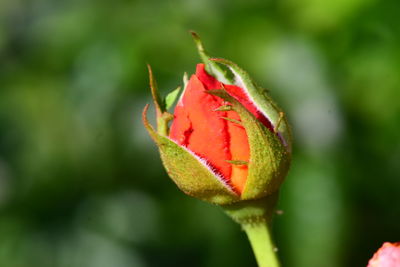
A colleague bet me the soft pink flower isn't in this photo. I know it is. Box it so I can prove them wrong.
[368,242,400,267]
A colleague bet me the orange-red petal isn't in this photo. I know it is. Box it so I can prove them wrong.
[170,74,232,182]
[170,63,273,194]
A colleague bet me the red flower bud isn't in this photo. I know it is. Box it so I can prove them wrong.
[169,64,274,193]
[368,242,400,267]
[142,32,292,205]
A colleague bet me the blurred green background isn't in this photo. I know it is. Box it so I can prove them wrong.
[0,0,399,266]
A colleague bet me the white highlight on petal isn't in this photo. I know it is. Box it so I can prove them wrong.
[231,71,272,130]
[228,67,289,149]
[177,73,190,106]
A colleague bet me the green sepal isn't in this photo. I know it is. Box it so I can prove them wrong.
[220,117,242,125]
[190,31,234,85]
[214,105,233,111]
[206,89,291,200]
[226,160,249,166]
[142,105,240,205]
[210,58,292,152]
[165,86,181,111]
[147,64,165,113]
[147,65,176,136]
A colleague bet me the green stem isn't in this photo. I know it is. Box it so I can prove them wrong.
[242,221,280,267]
[222,192,280,267]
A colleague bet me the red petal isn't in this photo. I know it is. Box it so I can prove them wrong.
[195,64,222,90]
[224,84,274,132]
[170,64,274,194]
[170,74,231,182]
[226,110,249,193]
[196,64,274,132]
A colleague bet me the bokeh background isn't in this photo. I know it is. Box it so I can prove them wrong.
[0,0,399,266]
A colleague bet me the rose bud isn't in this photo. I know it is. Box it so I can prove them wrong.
[142,32,292,205]
[368,242,400,267]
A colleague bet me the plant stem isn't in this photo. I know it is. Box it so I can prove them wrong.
[222,192,281,267]
[242,221,280,267]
